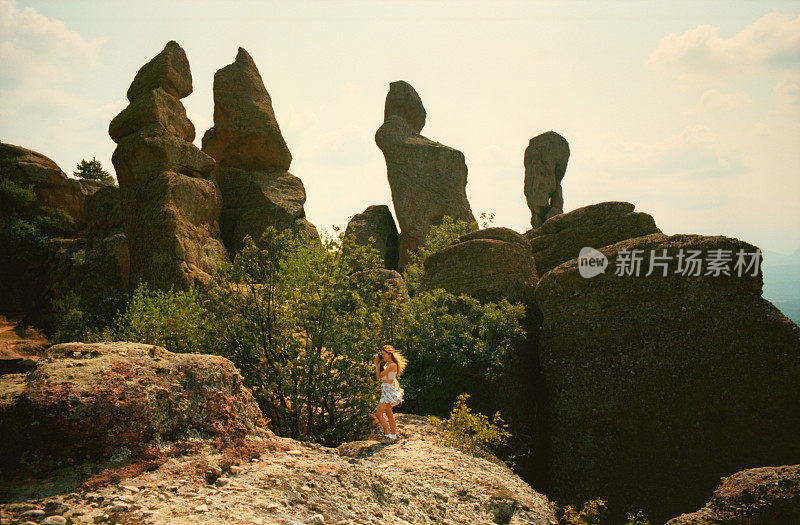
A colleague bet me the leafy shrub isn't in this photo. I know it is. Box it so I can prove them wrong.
[552,498,608,525]
[0,178,73,325]
[204,227,389,446]
[109,284,214,354]
[51,244,127,343]
[402,216,478,294]
[389,289,525,417]
[429,392,511,457]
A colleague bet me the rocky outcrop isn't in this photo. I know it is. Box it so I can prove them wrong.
[524,131,569,228]
[534,232,800,522]
[665,464,800,524]
[420,227,538,304]
[202,47,316,253]
[375,81,476,269]
[0,143,103,231]
[524,201,661,275]
[110,41,227,290]
[344,205,399,270]
[0,413,557,524]
[0,342,266,478]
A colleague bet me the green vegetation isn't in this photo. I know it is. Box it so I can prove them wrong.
[551,498,652,525]
[51,244,127,343]
[552,498,608,525]
[8,209,526,450]
[402,215,478,294]
[429,392,511,457]
[73,157,114,185]
[203,228,387,445]
[0,178,73,325]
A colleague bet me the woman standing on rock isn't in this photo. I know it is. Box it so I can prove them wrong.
[374,344,406,444]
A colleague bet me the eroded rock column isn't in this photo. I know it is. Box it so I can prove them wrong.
[109,41,227,291]
[375,81,476,269]
[202,47,317,253]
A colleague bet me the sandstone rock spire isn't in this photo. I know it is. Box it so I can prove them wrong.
[202,47,317,253]
[109,40,227,291]
[524,131,569,228]
[375,81,476,269]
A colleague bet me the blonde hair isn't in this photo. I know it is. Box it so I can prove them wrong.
[382,344,407,376]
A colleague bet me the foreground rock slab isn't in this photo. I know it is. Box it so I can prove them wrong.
[0,414,557,525]
[0,341,266,482]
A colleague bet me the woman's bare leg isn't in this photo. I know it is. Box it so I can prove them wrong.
[386,405,396,435]
[375,404,390,434]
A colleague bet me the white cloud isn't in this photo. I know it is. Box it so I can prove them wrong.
[649,12,800,74]
[0,0,103,88]
[775,69,800,107]
[590,125,743,180]
[683,89,750,115]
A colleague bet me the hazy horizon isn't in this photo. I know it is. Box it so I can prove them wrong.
[1,0,799,256]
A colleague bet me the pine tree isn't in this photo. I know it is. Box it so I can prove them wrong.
[73,157,114,185]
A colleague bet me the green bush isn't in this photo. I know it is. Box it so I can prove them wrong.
[429,392,511,457]
[552,498,608,525]
[0,178,73,325]
[402,216,478,294]
[388,289,525,417]
[51,244,127,343]
[109,284,214,354]
[204,227,388,446]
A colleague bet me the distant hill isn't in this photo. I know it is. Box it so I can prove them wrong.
[762,247,800,325]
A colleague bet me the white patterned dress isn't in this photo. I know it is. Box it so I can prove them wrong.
[380,370,404,407]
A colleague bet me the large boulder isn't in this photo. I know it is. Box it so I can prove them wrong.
[344,205,399,270]
[524,201,661,275]
[534,232,800,522]
[524,131,569,228]
[110,41,228,291]
[202,48,316,253]
[420,227,538,304]
[665,464,800,524]
[0,342,267,473]
[0,143,103,231]
[376,82,476,269]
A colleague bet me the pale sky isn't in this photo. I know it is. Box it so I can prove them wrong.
[2,0,799,255]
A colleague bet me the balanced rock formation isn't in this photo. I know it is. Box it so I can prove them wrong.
[524,131,569,228]
[534,232,800,522]
[375,81,476,269]
[0,143,103,231]
[110,41,227,290]
[202,47,316,253]
[524,201,661,275]
[420,227,538,304]
[344,205,399,270]
[0,342,266,478]
[0,414,557,523]
[383,80,426,134]
[665,464,800,524]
